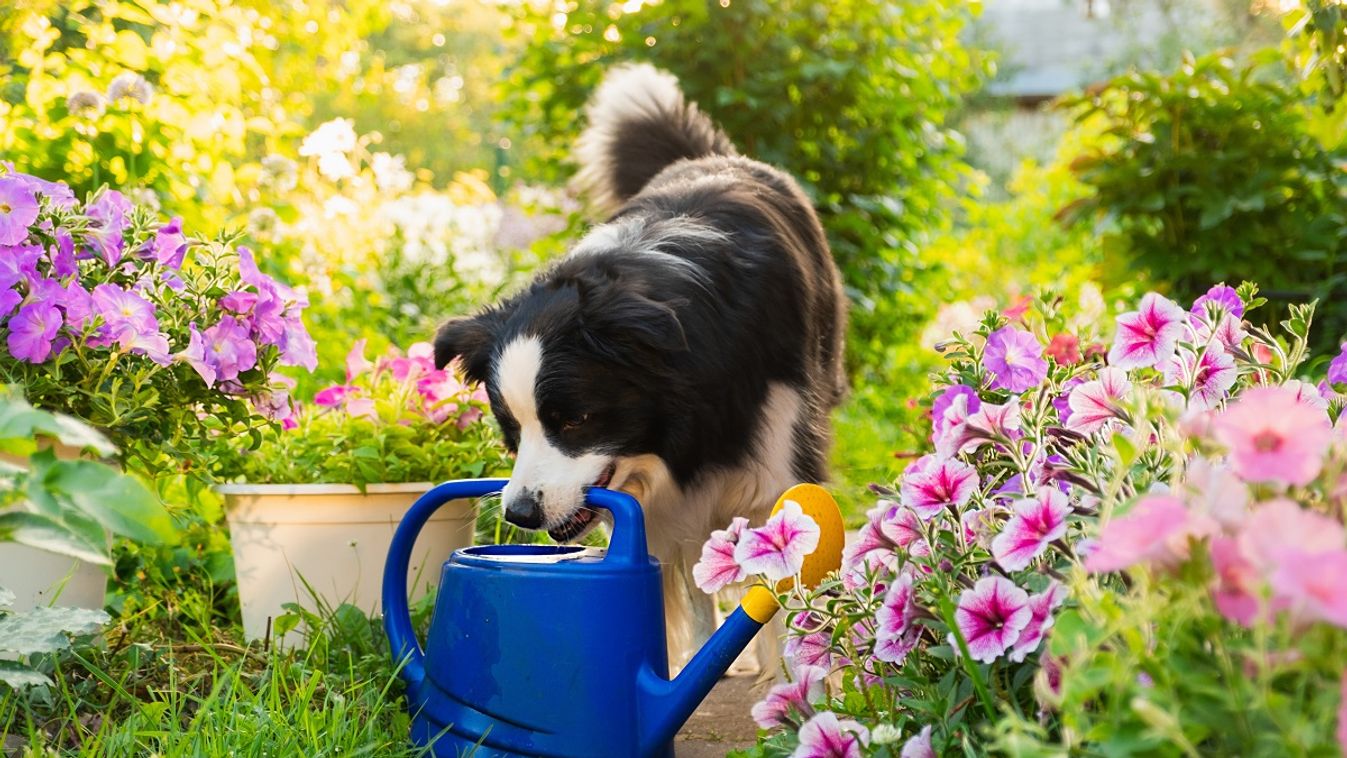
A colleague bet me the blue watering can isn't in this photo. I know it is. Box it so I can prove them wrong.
[383,477,844,758]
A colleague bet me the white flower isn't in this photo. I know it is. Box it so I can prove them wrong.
[260,155,298,191]
[299,118,357,157]
[371,152,413,193]
[66,90,106,119]
[107,72,153,104]
[316,152,355,182]
[870,724,903,745]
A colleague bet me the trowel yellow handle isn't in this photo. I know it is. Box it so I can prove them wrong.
[740,483,846,623]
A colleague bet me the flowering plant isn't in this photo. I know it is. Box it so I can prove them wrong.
[219,340,509,488]
[0,168,312,470]
[708,281,1347,756]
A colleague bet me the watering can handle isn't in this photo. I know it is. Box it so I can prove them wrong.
[383,479,650,692]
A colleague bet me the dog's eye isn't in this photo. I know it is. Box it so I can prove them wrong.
[561,414,589,431]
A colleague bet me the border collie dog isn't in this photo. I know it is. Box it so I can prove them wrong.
[433,64,847,669]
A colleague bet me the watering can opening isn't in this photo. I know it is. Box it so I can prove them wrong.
[459,544,605,564]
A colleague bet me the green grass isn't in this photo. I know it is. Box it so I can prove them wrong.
[1,588,431,756]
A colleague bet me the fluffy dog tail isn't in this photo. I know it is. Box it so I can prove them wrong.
[573,63,736,215]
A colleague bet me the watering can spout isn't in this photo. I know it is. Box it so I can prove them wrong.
[636,485,845,754]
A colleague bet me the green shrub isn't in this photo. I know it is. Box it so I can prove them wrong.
[1060,51,1347,348]
[496,0,989,376]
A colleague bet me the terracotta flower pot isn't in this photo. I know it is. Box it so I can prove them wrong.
[217,482,475,644]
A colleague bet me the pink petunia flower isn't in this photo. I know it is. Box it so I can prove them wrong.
[1108,292,1186,369]
[900,456,979,520]
[693,516,750,593]
[1269,548,1347,628]
[1008,582,1067,662]
[314,384,359,408]
[792,711,869,758]
[0,176,39,246]
[1045,333,1081,365]
[899,725,936,758]
[1191,284,1244,319]
[751,664,826,730]
[874,569,919,664]
[1065,367,1132,435]
[992,486,1072,571]
[1085,494,1217,573]
[734,500,820,582]
[1209,536,1262,626]
[1213,386,1333,486]
[1238,499,1345,572]
[784,629,835,670]
[950,576,1032,664]
[1181,457,1249,529]
[1160,344,1236,411]
[939,399,1022,457]
[346,338,374,381]
[931,385,980,441]
[983,326,1049,393]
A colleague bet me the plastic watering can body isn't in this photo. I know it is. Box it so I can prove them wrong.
[383,478,842,757]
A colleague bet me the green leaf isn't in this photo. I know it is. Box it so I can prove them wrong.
[0,660,52,689]
[0,511,111,565]
[47,461,177,544]
[0,605,109,656]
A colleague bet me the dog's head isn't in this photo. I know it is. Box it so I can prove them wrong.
[434,244,698,541]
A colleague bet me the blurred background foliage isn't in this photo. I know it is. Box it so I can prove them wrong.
[0,0,1342,515]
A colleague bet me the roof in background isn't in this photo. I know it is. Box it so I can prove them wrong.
[977,0,1187,99]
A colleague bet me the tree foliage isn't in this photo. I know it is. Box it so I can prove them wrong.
[496,0,988,375]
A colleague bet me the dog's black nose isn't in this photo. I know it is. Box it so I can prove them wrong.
[504,491,544,529]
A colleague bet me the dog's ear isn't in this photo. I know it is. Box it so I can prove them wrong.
[433,312,500,384]
[576,278,688,364]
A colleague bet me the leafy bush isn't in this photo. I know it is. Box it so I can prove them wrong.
[1060,51,1347,349]
[0,390,174,566]
[0,169,311,470]
[497,0,988,376]
[709,279,1347,754]
[218,340,508,487]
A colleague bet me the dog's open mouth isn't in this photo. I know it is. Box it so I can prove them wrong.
[547,463,616,542]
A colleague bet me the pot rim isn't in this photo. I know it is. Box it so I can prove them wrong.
[214,482,441,496]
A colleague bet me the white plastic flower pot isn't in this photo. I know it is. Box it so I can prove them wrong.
[218,482,475,645]
[0,443,107,613]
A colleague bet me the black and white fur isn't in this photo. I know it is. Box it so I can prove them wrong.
[433,64,847,671]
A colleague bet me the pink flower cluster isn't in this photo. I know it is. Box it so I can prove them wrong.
[307,339,488,429]
[692,500,821,593]
[1087,383,1347,629]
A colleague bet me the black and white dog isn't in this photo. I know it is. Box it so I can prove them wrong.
[433,64,847,669]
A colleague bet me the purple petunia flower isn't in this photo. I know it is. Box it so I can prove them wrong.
[0,288,21,321]
[7,301,62,363]
[204,317,258,384]
[0,176,39,246]
[1329,344,1347,387]
[931,384,980,441]
[145,216,187,269]
[0,244,41,290]
[10,172,77,209]
[1108,292,1186,370]
[992,487,1072,571]
[938,399,1022,457]
[1192,284,1244,319]
[899,725,936,758]
[235,247,317,371]
[983,326,1048,393]
[90,283,172,364]
[86,190,132,266]
[49,229,76,277]
[949,576,1032,664]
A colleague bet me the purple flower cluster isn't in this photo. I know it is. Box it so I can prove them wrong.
[0,168,313,421]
